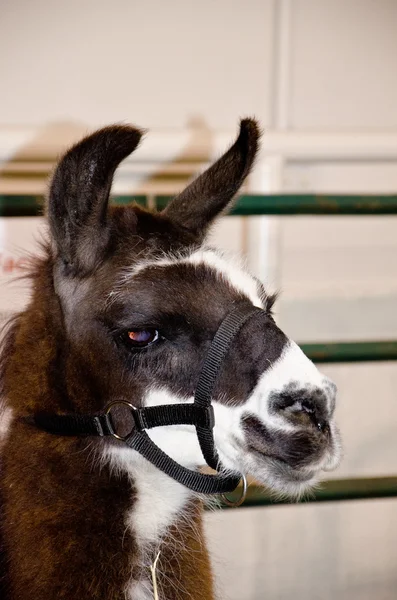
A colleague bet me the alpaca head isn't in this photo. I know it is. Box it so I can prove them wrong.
[47,120,340,497]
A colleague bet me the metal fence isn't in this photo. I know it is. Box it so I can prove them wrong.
[2,193,397,506]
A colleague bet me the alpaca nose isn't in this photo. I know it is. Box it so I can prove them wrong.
[269,383,335,432]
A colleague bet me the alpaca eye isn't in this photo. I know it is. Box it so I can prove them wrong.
[124,329,159,348]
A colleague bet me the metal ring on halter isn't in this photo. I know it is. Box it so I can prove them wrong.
[221,474,248,507]
[105,400,137,441]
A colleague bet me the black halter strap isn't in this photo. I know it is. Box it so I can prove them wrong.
[27,305,262,495]
[193,305,263,471]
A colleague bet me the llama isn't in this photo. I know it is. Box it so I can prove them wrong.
[0,119,340,600]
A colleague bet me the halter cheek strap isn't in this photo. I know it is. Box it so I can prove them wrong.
[193,305,264,471]
[27,305,263,496]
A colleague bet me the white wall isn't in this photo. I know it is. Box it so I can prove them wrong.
[0,0,274,129]
[1,2,397,599]
[289,0,397,129]
[206,498,397,600]
[1,0,397,130]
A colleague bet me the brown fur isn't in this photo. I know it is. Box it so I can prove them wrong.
[0,255,132,599]
[157,503,214,599]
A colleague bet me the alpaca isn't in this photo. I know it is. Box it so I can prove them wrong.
[0,119,340,600]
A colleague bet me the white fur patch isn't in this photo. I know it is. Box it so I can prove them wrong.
[115,247,265,309]
[251,340,328,409]
[187,248,263,308]
[141,389,203,468]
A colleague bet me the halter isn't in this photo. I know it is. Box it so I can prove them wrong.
[28,305,263,502]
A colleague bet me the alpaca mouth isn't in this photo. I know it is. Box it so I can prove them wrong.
[244,435,341,492]
[243,415,332,467]
[240,416,339,493]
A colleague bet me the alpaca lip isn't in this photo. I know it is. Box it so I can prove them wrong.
[246,441,286,464]
[248,447,317,484]
[246,434,340,482]
[246,444,311,479]
[243,415,333,473]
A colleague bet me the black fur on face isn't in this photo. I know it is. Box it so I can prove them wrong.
[62,250,287,411]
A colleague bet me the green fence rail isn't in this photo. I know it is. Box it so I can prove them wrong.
[2,194,397,217]
[300,341,397,363]
[157,194,397,215]
[218,477,397,509]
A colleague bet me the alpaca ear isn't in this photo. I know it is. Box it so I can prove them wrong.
[163,119,260,236]
[48,125,143,275]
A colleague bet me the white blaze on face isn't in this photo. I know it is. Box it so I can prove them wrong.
[252,340,328,406]
[187,249,263,308]
[116,247,265,310]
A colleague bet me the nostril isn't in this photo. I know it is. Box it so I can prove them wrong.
[301,400,315,415]
[301,400,327,432]
[270,388,330,432]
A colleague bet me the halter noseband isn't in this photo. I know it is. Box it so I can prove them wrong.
[28,305,263,499]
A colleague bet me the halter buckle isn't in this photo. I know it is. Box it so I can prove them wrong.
[105,401,139,441]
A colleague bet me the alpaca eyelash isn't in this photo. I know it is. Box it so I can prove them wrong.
[257,283,278,313]
[266,292,278,313]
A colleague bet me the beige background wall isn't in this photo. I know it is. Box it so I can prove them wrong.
[2,0,397,130]
[1,1,397,599]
